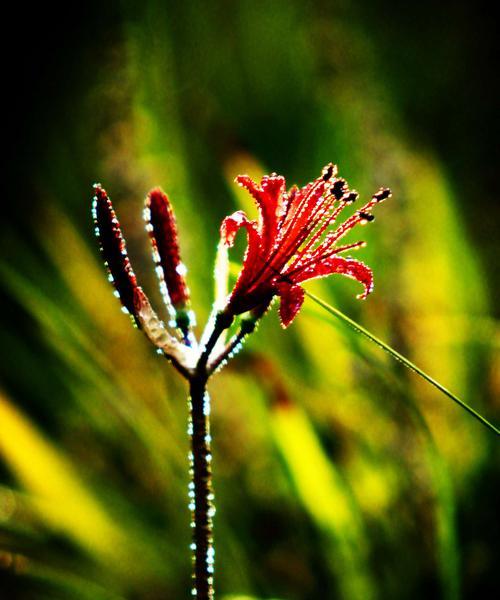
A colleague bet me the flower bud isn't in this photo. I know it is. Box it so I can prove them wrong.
[144,188,193,334]
[92,183,142,326]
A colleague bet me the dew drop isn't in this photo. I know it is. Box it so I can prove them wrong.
[176,263,188,276]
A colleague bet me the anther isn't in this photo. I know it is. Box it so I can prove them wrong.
[342,191,359,204]
[358,211,375,223]
[322,163,336,181]
[331,178,348,200]
[373,187,392,202]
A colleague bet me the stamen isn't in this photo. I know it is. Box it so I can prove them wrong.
[322,163,337,181]
[358,211,375,224]
[285,240,367,278]
[373,188,392,202]
[331,178,348,200]
[342,191,359,204]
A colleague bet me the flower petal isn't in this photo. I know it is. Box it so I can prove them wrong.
[276,282,305,328]
[221,211,264,305]
[291,256,374,299]
[220,210,260,248]
[235,174,285,251]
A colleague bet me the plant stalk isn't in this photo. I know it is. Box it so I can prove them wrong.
[188,312,232,599]
[189,374,214,600]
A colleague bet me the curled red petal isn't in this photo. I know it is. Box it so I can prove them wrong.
[235,174,285,250]
[276,282,305,328]
[290,256,374,299]
[221,211,265,308]
[92,184,142,325]
[220,210,261,248]
[145,187,190,309]
[259,174,286,236]
[235,175,261,203]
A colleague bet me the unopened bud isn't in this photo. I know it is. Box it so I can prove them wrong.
[145,188,193,333]
[92,184,141,326]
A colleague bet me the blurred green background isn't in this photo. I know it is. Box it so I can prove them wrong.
[1,1,499,599]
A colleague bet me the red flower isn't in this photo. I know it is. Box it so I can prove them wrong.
[221,164,391,327]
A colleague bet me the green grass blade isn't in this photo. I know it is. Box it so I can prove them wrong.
[305,291,500,437]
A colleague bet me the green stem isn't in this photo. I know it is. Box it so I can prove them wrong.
[305,291,500,436]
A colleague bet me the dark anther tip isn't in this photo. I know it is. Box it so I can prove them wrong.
[331,179,347,200]
[373,188,392,202]
[322,163,335,181]
[343,191,359,204]
[358,211,375,222]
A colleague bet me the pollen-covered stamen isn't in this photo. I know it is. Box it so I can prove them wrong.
[145,188,193,336]
[332,240,367,253]
[288,184,380,273]
[330,178,349,200]
[287,191,352,270]
[285,240,367,279]
[318,193,381,248]
[278,175,328,244]
[342,191,359,204]
[268,180,330,275]
[358,211,375,224]
[277,185,298,228]
[92,183,141,326]
[300,187,390,266]
[284,182,360,273]
[281,194,333,255]
[322,162,337,181]
[283,200,337,272]
[373,188,392,202]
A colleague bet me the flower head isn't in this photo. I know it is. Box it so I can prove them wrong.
[221,164,391,327]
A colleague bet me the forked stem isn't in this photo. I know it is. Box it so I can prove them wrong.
[188,311,233,599]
